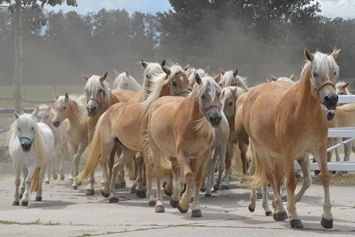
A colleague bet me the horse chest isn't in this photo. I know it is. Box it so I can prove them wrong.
[9,142,40,168]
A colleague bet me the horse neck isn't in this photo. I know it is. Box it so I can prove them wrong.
[186,93,204,120]
[161,84,172,97]
[66,101,80,125]
[291,68,322,116]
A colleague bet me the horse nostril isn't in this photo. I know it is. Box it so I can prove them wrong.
[324,96,329,102]
[209,116,213,122]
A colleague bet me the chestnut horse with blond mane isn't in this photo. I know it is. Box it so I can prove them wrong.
[239,49,340,229]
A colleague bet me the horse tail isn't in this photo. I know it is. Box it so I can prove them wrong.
[75,114,104,184]
[239,140,268,189]
[29,167,41,193]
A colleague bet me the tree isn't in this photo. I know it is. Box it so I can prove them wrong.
[0,0,77,113]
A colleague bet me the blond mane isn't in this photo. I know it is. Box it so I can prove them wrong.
[55,94,88,127]
[219,70,249,92]
[113,71,142,92]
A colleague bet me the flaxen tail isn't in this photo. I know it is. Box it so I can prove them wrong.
[29,167,41,193]
[239,140,268,189]
[75,113,105,184]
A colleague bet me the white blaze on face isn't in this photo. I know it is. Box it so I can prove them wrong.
[179,75,184,81]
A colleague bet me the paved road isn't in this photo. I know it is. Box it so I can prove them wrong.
[0,164,354,237]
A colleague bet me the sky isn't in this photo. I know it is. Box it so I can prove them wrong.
[47,0,355,19]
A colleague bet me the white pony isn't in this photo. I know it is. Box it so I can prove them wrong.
[113,69,142,92]
[8,111,55,206]
[35,104,70,182]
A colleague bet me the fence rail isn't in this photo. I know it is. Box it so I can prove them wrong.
[0,97,55,104]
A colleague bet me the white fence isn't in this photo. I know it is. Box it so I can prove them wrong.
[294,95,355,172]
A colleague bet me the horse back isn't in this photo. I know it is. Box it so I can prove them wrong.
[111,89,136,103]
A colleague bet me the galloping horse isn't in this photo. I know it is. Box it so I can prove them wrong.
[35,104,69,182]
[146,74,222,216]
[75,63,191,202]
[52,93,90,190]
[239,49,340,229]
[8,111,55,206]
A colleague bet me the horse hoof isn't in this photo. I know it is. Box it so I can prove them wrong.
[273,212,287,221]
[164,188,172,196]
[191,209,202,218]
[281,195,287,202]
[149,200,156,207]
[69,177,74,181]
[170,199,179,208]
[155,205,165,213]
[44,180,49,184]
[85,189,95,196]
[130,187,136,194]
[120,181,126,188]
[220,185,229,190]
[60,175,65,181]
[248,206,255,213]
[136,189,146,198]
[12,201,19,206]
[53,174,58,180]
[162,182,166,188]
[35,196,42,201]
[265,211,272,216]
[213,184,220,191]
[177,204,188,214]
[109,197,119,203]
[200,188,206,192]
[101,191,110,198]
[21,201,28,206]
[114,183,121,189]
[205,193,211,197]
[321,217,333,229]
[72,185,78,190]
[290,219,304,229]
[19,194,23,199]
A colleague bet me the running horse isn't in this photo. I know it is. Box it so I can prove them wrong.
[240,49,340,229]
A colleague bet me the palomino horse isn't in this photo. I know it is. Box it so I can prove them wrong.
[8,111,55,206]
[35,104,69,182]
[75,63,191,202]
[146,74,222,216]
[52,93,91,190]
[239,49,340,229]
[113,69,142,92]
[186,66,209,90]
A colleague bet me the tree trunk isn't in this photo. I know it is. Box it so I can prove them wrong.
[13,0,23,113]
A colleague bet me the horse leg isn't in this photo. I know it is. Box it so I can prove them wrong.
[215,144,227,191]
[221,143,232,190]
[164,171,173,196]
[19,168,27,199]
[295,154,312,203]
[145,155,156,206]
[51,152,58,181]
[44,159,51,184]
[170,158,181,208]
[72,144,86,190]
[21,166,36,206]
[108,147,135,203]
[261,184,272,216]
[191,149,211,217]
[204,154,214,196]
[312,147,333,229]
[127,156,136,181]
[326,138,333,162]
[239,141,249,175]
[343,139,351,162]
[59,144,66,180]
[13,167,21,206]
[69,142,77,182]
[36,163,47,201]
[177,152,194,214]
[134,152,146,198]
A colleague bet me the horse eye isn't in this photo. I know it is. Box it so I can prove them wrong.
[340,92,344,95]
[63,106,67,110]
[31,127,34,131]
[201,95,205,99]
[172,81,177,87]
[229,101,233,106]
[98,88,103,93]
[46,116,49,119]
[17,128,20,132]
[333,71,337,76]
[313,72,318,77]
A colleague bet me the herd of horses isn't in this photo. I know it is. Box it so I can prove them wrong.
[8,48,354,230]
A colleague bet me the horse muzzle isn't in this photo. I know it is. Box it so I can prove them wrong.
[326,110,335,121]
[52,120,61,128]
[21,143,31,152]
[86,106,98,117]
[322,92,338,110]
[209,115,222,128]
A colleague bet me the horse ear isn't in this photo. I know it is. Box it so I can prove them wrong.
[31,107,39,117]
[220,68,225,75]
[290,73,294,81]
[231,86,238,95]
[331,49,341,59]
[141,59,148,69]
[53,92,59,100]
[65,92,69,101]
[344,81,350,88]
[204,66,210,73]
[113,69,120,78]
[14,112,20,119]
[183,64,190,71]
[195,73,202,85]
[82,73,89,81]
[160,59,166,67]
[99,72,108,82]
[47,105,52,111]
[266,78,271,83]
[233,68,239,77]
[162,66,171,75]
[304,48,314,62]
[221,89,225,99]
[214,73,221,83]
[270,74,278,81]
[125,70,130,77]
